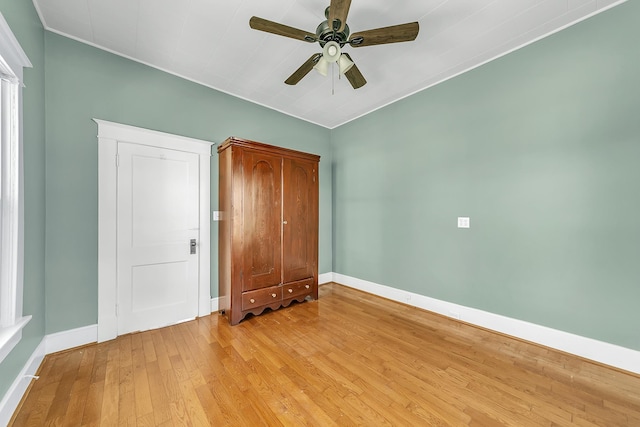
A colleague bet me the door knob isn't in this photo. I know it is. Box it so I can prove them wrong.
[190,239,197,254]
[283,220,288,225]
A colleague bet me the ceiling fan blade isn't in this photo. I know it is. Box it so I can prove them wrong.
[249,16,316,43]
[328,0,352,33]
[285,54,322,85]
[349,22,419,47]
[342,53,366,89]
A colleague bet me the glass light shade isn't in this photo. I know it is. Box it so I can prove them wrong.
[313,57,330,76]
[337,54,354,74]
[322,41,341,63]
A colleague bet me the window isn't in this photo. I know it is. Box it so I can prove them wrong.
[0,12,32,364]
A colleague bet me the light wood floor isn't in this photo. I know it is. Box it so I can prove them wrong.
[11,283,640,426]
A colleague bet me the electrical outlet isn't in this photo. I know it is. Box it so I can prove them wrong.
[457,217,470,228]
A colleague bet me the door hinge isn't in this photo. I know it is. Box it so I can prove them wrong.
[115,153,120,167]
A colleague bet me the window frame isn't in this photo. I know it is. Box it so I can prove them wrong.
[0,12,32,364]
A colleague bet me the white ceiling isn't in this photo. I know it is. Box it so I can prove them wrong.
[33,0,623,129]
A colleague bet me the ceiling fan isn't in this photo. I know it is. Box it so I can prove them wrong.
[249,0,419,89]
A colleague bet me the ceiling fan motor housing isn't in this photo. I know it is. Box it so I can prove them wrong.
[316,20,350,47]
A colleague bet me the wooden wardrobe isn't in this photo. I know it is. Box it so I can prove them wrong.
[218,137,320,325]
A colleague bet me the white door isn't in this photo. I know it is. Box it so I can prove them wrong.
[117,142,200,335]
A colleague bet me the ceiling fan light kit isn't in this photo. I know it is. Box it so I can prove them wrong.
[313,57,330,77]
[249,1,419,89]
[323,41,341,62]
[313,41,353,77]
[337,54,354,74]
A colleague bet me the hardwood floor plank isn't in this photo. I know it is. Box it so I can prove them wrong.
[174,379,210,426]
[146,361,172,425]
[80,379,104,426]
[117,365,136,425]
[135,412,155,427]
[141,334,157,364]
[206,377,248,425]
[118,335,133,368]
[61,347,97,425]
[45,350,83,421]
[150,330,172,373]
[20,380,58,426]
[163,398,187,426]
[131,347,153,419]
[192,384,231,426]
[10,283,640,426]
[99,342,120,425]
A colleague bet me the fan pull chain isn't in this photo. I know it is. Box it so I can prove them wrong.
[331,62,335,95]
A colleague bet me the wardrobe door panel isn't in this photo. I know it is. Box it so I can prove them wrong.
[282,158,318,284]
[242,150,283,291]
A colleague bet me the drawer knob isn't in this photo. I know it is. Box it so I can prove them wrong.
[271,293,277,298]
[288,289,293,293]
[250,298,255,304]
[305,285,310,289]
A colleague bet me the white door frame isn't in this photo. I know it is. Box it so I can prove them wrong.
[96,119,212,342]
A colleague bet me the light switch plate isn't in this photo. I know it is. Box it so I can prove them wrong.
[457,217,470,228]
[213,211,221,221]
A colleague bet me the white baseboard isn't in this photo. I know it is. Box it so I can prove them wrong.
[332,273,640,375]
[45,324,97,355]
[0,339,46,426]
[210,297,220,313]
[318,272,333,285]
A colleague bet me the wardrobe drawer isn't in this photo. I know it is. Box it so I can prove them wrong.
[283,278,314,300]
[242,286,282,310]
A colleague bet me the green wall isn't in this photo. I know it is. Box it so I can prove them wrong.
[332,2,640,350]
[0,1,46,397]
[43,33,332,334]
[2,0,638,404]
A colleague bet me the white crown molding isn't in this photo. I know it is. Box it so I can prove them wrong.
[332,273,640,375]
